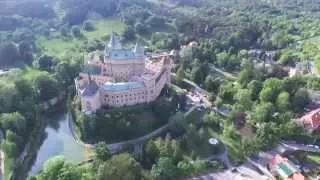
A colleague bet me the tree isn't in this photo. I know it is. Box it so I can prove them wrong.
[18,41,33,64]
[219,82,236,104]
[94,142,111,161]
[35,54,55,72]
[247,80,263,101]
[55,61,81,87]
[71,26,83,38]
[223,125,240,140]
[0,112,26,134]
[146,15,166,27]
[276,91,290,112]
[250,103,275,125]
[83,20,95,31]
[260,78,282,102]
[60,25,70,37]
[145,140,160,166]
[256,122,280,149]
[35,156,89,180]
[204,76,221,93]
[235,89,253,111]
[122,26,136,42]
[151,157,178,180]
[135,22,150,36]
[293,88,310,112]
[0,83,19,113]
[97,153,143,180]
[1,139,18,157]
[0,42,19,66]
[33,72,60,101]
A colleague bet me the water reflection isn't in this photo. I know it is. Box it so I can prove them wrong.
[29,112,87,175]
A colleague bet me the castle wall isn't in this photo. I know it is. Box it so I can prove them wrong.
[105,60,145,81]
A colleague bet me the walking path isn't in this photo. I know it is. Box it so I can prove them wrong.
[209,65,237,80]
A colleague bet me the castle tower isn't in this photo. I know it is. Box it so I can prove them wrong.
[134,42,145,57]
[105,32,122,55]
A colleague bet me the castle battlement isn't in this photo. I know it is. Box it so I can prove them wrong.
[75,33,172,113]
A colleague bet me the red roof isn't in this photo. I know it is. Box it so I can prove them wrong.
[299,108,320,130]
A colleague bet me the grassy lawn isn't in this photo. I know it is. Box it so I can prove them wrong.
[4,155,14,180]
[296,151,320,165]
[22,68,46,81]
[36,36,79,56]
[84,19,126,41]
[36,18,125,56]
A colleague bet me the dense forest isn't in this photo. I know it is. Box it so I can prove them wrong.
[0,0,320,179]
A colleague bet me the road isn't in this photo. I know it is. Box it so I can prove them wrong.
[190,163,269,180]
[191,141,320,180]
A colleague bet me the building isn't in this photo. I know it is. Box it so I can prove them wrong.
[268,154,305,180]
[296,108,320,132]
[289,61,319,77]
[75,33,172,113]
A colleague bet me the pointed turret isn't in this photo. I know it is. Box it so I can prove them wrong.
[108,32,121,50]
[134,41,144,57]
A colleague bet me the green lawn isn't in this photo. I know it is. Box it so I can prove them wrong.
[84,19,126,41]
[36,18,126,56]
[36,36,78,56]
[4,155,14,180]
[307,154,320,164]
[22,68,46,81]
[295,151,320,165]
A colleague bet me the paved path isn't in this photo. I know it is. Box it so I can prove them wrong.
[209,65,237,80]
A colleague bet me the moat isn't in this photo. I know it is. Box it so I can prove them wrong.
[29,111,88,176]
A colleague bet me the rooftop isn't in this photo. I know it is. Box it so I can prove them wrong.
[85,64,101,75]
[102,81,145,92]
[80,81,99,97]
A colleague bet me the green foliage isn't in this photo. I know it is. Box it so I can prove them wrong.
[94,142,111,161]
[121,26,136,42]
[34,156,91,180]
[97,153,143,180]
[0,42,19,67]
[32,72,60,101]
[83,21,96,32]
[71,26,83,38]
[0,112,26,134]
[293,88,311,112]
[276,91,291,112]
[35,54,55,72]
[146,15,166,28]
[250,103,275,125]
[151,157,177,180]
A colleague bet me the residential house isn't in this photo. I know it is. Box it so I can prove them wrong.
[268,154,305,180]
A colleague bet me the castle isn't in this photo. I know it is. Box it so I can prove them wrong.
[75,33,172,113]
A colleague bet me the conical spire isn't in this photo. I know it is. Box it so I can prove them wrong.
[134,40,144,57]
[108,32,121,50]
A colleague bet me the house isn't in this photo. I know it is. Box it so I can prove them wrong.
[296,108,320,132]
[268,154,305,180]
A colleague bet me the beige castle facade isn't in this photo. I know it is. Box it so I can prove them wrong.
[75,33,172,113]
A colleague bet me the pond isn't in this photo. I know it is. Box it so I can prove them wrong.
[29,111,88,176]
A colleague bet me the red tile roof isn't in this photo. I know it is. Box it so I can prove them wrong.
[299,108,320,130]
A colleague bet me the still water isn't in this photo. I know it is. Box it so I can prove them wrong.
[29,112,87,176]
